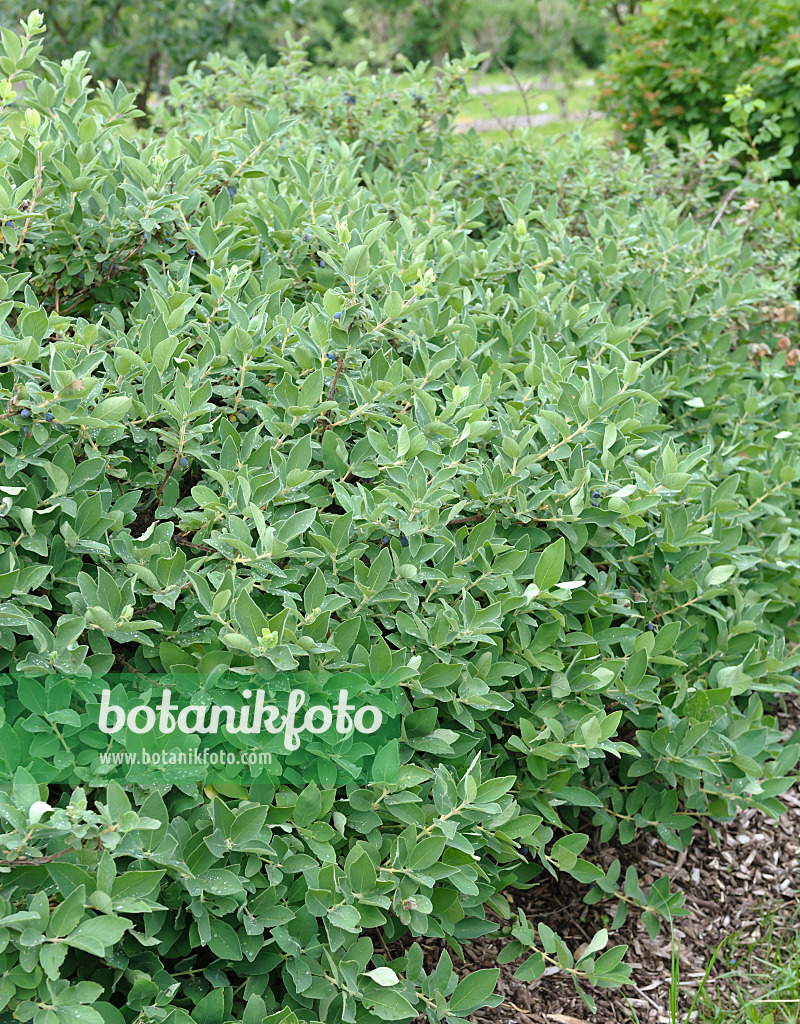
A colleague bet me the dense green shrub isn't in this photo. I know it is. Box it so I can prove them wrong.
[0,12,800,1024]
[599,0,800,181]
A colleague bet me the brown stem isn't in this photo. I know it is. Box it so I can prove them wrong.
[1,847,73,867]
[328,357,344,401]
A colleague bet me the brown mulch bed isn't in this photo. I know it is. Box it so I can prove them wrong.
[398,700,800,1022]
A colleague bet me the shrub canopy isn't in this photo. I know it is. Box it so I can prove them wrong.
[599,0,800,182]
[0,13,799,1024]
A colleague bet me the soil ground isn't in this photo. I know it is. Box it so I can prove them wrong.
[397,698,800,1022]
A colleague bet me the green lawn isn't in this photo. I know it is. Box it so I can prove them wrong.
[455,71,612,142]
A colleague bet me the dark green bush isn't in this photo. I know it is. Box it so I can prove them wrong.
[0,12,799,1024]
[599,0,800,181]
[0,0,297,105]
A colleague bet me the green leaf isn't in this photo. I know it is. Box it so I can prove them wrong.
[363,988,417,1020]
[342,245,371,278]
[533,538,565,590]
[47,886,86,938]
[448,969,500,1015]
[364,967,400,987]
[64,916,130,955]
[207,919,242,960]
[294,784,322,826]
[191,989,226,1024]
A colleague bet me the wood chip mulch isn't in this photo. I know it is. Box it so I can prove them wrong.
[397,699,800,1022]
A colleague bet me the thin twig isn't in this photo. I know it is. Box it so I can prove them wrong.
[709,185,741,232]
[176,533,216,554]
[328,356,344,401]
[1,847,73,867]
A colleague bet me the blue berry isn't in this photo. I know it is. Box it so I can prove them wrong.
[189,248,196,255]
[77,273,84,280]
[112,262,118,270]
[20,409,30,418]
[592,491,600,498]
[381,535,390,544]
[45,412,54,422]
[180,457,188,467]
[319,259,325,267]
[793,669,799,678]
[400,536,408,548]
[227,186,237,197]
[646,623,656,632]
[303,233,309,242]
[591,500,599,507]
[333,312,342,320]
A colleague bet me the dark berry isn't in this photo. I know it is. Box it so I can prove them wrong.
[227,186,237,197]
[77,273,84,281]
[327,352,337,362]
[591,500,599,507]
[646,623,656,632]
[592,491,600,498]
[303,233,309,242]
[180,457,188,467]
[113,262,118,270]
[400,536,408,548]
[333,312,342,320]
[792,668,799,677]
[189,248,196,255]
[20,409,30,418]
[381,535,390,544]
[319,259,325,267]
[45,412,54,422]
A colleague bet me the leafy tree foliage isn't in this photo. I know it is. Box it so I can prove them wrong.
[600,0,800,182]
[0,0,297,107]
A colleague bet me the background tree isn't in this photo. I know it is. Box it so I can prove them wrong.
[0,0,299,108]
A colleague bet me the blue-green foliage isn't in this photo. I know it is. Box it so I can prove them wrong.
[0,13,798,1023]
